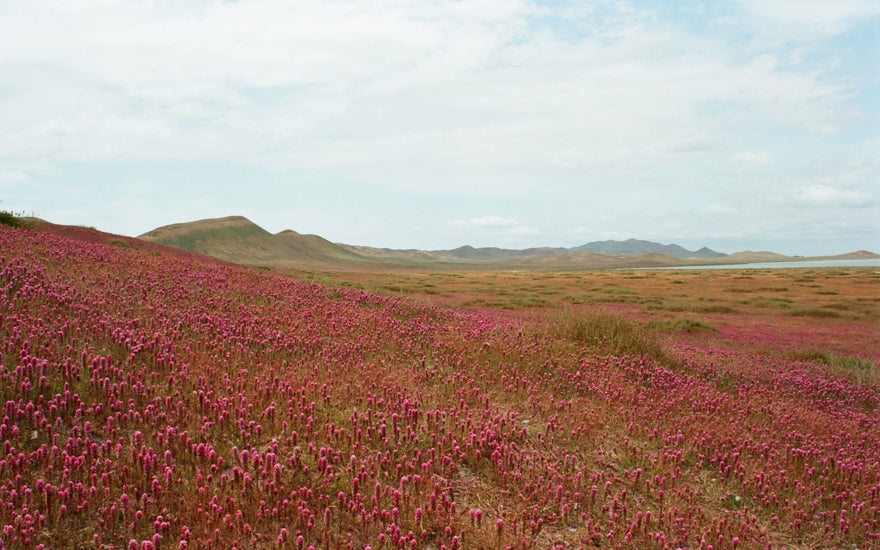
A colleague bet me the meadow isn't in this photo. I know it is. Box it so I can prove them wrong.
[1,224,878,549]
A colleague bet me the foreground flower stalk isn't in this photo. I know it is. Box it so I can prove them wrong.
[0,225,877,549]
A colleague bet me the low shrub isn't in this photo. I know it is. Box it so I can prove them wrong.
[788,307,841,318]
[789,351,878,385]
[550,307,670,364]
[0,210,22,227]
[650,317,719,333]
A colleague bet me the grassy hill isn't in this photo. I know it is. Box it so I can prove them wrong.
[140,215,373,269]
[571,238,726,259]
[137,215,880,272]
[141,216,279,261]
[274,229,367,261]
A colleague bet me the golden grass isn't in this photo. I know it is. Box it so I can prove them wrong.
[550,306,671,365]
[289,267,880,366]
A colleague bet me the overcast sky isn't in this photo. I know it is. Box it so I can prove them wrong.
[1,0,878,255]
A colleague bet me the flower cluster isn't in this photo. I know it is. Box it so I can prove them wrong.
[0,226,877,549]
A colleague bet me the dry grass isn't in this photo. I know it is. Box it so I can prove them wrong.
[788,307,842,318]
[294,267,880,364]
[649,317,719,333]
[550,306,671,365]
[789,350,879,386]
[313,267,879,321]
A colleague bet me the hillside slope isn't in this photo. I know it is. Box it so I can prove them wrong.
[140,215,371,268]
[1,222,877,549]
[340,240,724,262]
[140,217,714,270]
[571,238,726,259]
[137,215,879,271]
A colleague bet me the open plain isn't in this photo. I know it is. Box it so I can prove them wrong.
[1,222,878,549]
[307,265,880,367]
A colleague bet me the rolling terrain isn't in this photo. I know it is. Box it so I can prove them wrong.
[138,216,877,271]
[1,218,878,549]
[139,215,372,269]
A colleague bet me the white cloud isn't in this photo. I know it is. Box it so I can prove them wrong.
[797,185,872,207]
[703,204,739,215]
[0,168,30,188]
[452,216,519,228]
[730,150,773,169]
[450,216,539,242]
[738,0,880,35]
[0,1,876,253]
[507,224,540,236]
[0,0,857,172]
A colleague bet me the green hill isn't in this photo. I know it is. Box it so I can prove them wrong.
[139,216,370,268]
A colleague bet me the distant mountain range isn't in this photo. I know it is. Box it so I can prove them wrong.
[338,239,726,262]
[136,215,878,270]
[571,239,727,259]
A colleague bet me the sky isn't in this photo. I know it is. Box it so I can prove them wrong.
[1,0,878,256]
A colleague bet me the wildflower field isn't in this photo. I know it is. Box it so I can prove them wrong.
[1,224,878,549]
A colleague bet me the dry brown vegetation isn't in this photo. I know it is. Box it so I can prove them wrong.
[287,266,880,367]
[290,266,879,318]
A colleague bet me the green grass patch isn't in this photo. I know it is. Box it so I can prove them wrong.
[603,287,636,294]
[563,294,594,305]
[649,318,719,333]
[0,210,22,228]
[824,302,857,311]
[695,304,738,314]
[754,297,793,308]
[503,295,551,309]
[646,304,685,311]
[789,351,878,385]
[787,308,841,318]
